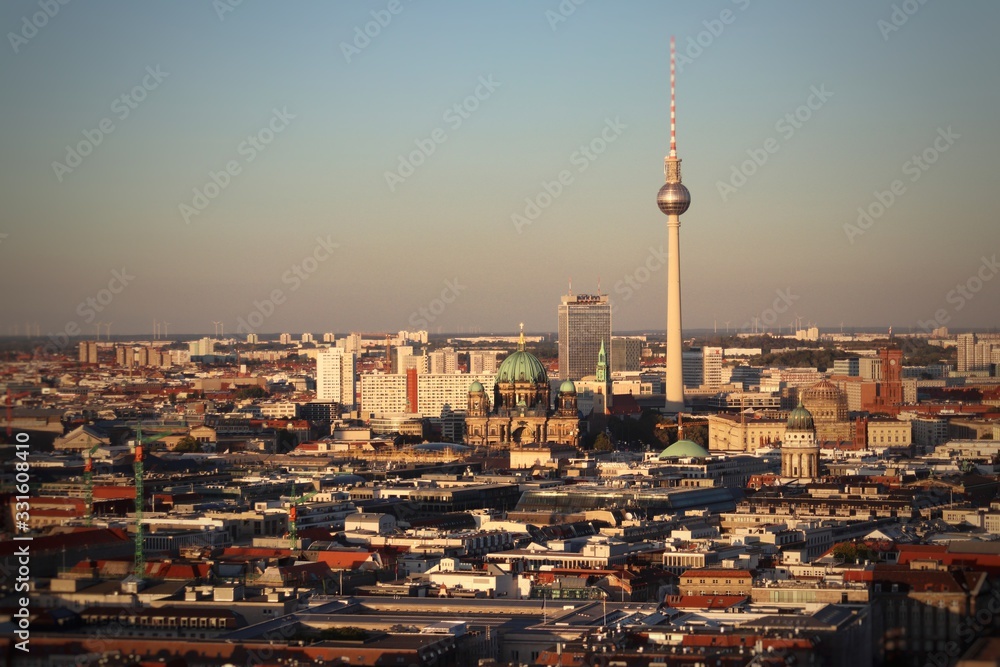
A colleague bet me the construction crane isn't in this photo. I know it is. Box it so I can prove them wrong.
[83,443,102,526]
[353,332,396,370]
[133,423,145,580]
[288,484,318,549]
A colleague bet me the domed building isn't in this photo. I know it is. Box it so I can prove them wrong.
[781,401,819,480]
[800,379,851,444]
[658,439,709,459]
[465,325,582,447]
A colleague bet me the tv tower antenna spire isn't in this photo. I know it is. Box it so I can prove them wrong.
[670,34,677,159]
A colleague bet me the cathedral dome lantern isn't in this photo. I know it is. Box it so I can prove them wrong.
[786,402,815,432]
[496,324,548,385]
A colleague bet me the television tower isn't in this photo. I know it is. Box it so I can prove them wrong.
[657,36,692,414]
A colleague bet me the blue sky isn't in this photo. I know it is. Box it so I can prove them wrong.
[2,0,999,336]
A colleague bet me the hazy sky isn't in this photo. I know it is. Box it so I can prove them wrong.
[2,1,999,337]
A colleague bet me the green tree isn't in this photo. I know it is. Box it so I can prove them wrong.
[831,541,876,564]
[174,435,201,452]
[234,385,268,400]
[593,432,613,452]
[683,423,709,447]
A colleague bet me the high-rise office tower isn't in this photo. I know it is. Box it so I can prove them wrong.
[957,333,976,372]
[681,346,722,389]
[656,36,692,414]
[558,293,612,381]
[702,346,723,388]
[317,347,356,408]
[611,337,643,373]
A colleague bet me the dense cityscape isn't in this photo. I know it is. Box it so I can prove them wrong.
[3,312,1000,666]
[3,2,1000,666]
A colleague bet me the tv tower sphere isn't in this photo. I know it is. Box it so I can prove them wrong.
[657,181,690,216]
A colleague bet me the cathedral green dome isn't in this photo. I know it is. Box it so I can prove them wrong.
[658,439,709,459]
[469,381,485,393]
[786,402,815,431]
[559,380,577,393]
[496,349,548,385]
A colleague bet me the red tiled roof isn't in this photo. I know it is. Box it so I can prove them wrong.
[93,486,138,500]
[221,546,291,559]
[680,568,752,578]
[315,550,376,569]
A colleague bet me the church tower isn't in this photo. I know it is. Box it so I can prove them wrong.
[781,401,820,480]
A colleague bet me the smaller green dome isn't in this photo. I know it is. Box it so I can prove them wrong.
[658,439,709,459]
[559,380,576,393]
[786,402,815,431]
[469,381,485,393]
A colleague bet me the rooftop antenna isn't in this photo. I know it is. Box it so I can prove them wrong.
[669,35,677,160]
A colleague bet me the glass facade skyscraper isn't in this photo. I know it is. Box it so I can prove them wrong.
[557,293,611,381]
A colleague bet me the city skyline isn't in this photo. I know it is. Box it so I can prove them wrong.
[2,1,999,336]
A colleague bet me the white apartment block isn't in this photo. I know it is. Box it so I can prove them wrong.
[469,351,500,375]
[260,402,298,419]
[359,373,496,418]
[428,349,458,375]
[316,347,356,407]
[417,373,495,417]
[360,374,409,416]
